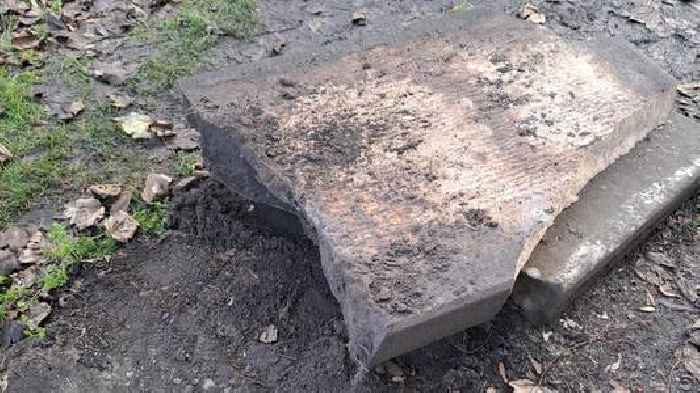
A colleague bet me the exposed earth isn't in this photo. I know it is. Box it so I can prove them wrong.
[1,1,699,392]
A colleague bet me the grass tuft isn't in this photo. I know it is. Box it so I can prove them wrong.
[133,201,169,237]
[133,0,257,91]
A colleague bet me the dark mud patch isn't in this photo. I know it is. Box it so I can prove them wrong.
[2,182,698,392]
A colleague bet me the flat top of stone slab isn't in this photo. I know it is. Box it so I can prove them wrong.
[183,12,674,364]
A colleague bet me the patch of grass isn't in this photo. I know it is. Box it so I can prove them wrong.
[42,224,117,291]
[44,55,92,95]
[0,14,18,53]
[0,283,31,322]
[173,151,199,176]
[133,201,169,237]
[134,0,257,91]
[44,224,118,264]
[50,0,63,15]
[0,67,73,227]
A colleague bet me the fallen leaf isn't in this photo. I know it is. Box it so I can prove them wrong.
[259,324,278,344]
[113,112,153,139]
[150,120,176,137]
[65,197,105,230]
[11,30,41,50]
[498,361,508,383]
[683,345,700,381]
[609,380,631,393]
[646,251,677,269]
[0,143,13,163]
[518,2,546,24]
[1,0,30,15]
[105,211,139,243]
[107,93,132,109]
[605,353,622,373]
[676,277,698,303]
[529,355,543,375]
[509,379,557,393]
[89,184,122,200]
[659,283,681,298]
[142,174,172,203]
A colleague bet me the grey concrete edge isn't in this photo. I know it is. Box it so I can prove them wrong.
[512,113,700,324]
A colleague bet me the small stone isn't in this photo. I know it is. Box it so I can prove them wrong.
[89,184,122,200]
[645,251,677,269]
[193,170,210,178]
[518,2,546,24]
[65,197,106,230]
[384,361,405,383]
[0,227,30,252]
[202,379,216,391]
[1,319,25,348]
[142,174,172,203]
[19,246,44,266]
[259,324,278,344]
[352,10,368,26]
[11,30,41,50]
[105,211,139,243]
[0,143,13,163]
[107,93,132,109]
[150,120,176,137]
[0,250,20,276]
[92,62,135,86]
[113,112,153,139]
[26,302,51,331]
[166,128,200,151]
[173,176,199,192]
[61,100,85,119]
[110,191,133,215]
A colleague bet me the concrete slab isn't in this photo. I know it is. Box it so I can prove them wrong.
[181,12,675,365]
[512,112,700,323]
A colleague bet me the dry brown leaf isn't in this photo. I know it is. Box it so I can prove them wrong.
[498,361,508,383]
[509,379,557,393]
[0,143,13,163]
[11,30,41,50]
[683,345,700,381]
[609,380,631,393]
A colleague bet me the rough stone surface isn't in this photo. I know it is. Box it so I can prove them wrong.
[512,113,700,323]
[182,12,675,365]
[66,197,105,230]
[0,227,30,252]
[142,174,172,203]
[0,249,20,276]
[105,211,139,243]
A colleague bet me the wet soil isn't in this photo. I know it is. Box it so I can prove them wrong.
[2,0,699,392]
[2,181,698,392]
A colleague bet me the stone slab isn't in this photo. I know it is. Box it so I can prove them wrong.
[181,11,675,365]
[512,112,700,323]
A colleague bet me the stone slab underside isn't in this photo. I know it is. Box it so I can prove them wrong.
[513,112,700,324]
[182,14,675,365]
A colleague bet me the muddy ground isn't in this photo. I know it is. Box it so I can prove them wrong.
[1,0,700,392]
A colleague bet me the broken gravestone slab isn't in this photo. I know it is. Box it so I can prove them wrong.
[181,12,674,365]
[512,112,700,323]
